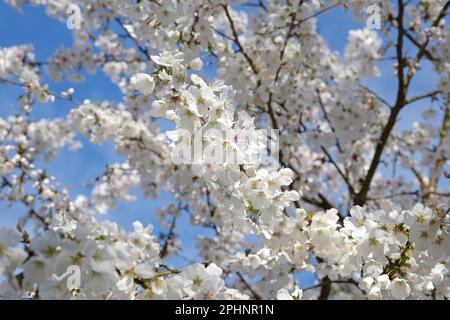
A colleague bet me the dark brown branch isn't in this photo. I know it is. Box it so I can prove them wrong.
[160,215,177,259]
[404,1,450,88]
[321,146,356,197]
[115,18,151,60]
[359,84,392,109]
[405,90,441,105]
[303,279,360,292]
[404,29,437,62]
[236,272,262,300]
[294,1,341,26]
[221,4,259,75]
[355,1,449,206]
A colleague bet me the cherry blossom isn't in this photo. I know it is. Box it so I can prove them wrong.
[0,0,448,300]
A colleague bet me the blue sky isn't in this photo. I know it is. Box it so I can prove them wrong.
[0,2,444,287]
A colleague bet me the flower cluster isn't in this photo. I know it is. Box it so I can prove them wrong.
[0,0,448,300]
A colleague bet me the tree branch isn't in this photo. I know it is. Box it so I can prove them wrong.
[405,90,441,105]
[221,4,259,74]
[236,272,262,300]
[321,146,356,197]
[353,0,450,206]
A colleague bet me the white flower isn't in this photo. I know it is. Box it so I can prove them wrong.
[188,58,203,70]
[0,228,27,274]
[0,1,449,300]
[182,263,225,300]
[130,73,155,96]
[248,254,262,269]
[277,288,302,300]
[376,274,390,290]
[359,276,374,292]
[388,278,411,300]
[23,256,50,286]
[151,51,184,67]
[431,264,446,285]
[368,286,382,300]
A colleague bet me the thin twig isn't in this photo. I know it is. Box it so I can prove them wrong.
[221,4,259,74]
[236,272,262,300]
